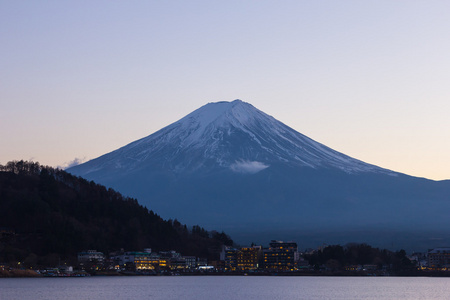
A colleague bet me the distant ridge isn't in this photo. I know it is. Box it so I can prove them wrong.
[68,100,450,251]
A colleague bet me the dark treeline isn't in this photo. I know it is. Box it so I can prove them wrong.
[305,243,414,274]
[0,160,233,267]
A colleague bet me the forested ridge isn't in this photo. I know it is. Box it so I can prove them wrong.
[0,161,232,267]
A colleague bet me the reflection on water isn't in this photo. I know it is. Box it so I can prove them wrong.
[1,276,450,300]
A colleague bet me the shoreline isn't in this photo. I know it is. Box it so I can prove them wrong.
[2,269,450,278]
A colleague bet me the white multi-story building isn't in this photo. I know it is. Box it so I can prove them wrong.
[77,250,105,263]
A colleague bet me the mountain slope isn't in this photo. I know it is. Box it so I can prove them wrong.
[68,100,450,251]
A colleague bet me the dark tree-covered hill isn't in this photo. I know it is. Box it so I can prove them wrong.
[0,161,233,267]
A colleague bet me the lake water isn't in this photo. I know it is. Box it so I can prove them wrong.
[1,276,450,299]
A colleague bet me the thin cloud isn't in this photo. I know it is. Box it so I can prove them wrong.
[230,160,269,174]
[60,157,87,170]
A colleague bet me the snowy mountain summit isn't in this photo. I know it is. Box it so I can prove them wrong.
[75,99,392,177]
[68,100,450,251]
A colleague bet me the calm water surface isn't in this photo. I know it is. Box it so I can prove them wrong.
[1,276,450,300]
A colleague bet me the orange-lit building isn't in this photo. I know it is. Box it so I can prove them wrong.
[134,255,160,270]
[263,240,298,271]
[112,250,160,270]
[237,246,262,270]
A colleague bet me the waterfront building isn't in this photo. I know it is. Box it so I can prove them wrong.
[77,250,105,263]
[237,246,262,270]
[170,257,187,270]
[263,240,299,271]
[134,254,160,270]
[345,265,363,271]
[159,251,183,270]
[111,250,159,270]
[183,256,197,269]
[221,246,238,271]
[428,247,450,269]
[408,252,428,269]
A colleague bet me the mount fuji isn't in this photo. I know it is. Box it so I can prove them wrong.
[68,100,450,250]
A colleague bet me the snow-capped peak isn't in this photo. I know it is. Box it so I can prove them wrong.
[172,100,268,146]
[70,100,396,176]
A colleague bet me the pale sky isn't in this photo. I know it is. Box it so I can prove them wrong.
[1,1,450,180]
